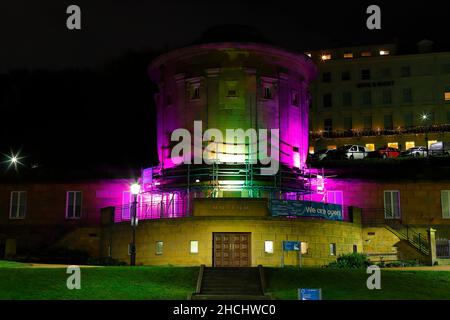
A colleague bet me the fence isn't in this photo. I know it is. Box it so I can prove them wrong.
[437,238,450,258]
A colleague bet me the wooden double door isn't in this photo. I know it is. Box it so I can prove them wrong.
[213,233,251,267]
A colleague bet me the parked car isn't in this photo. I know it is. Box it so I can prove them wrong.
[400,146,427,157]
[374,146,401,159]
[429,142,450,156]
[336,144,368,160]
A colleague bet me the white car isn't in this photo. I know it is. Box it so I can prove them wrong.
[401,146,427,157]
[337,144,368,160]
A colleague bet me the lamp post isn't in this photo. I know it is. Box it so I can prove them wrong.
[421,113,430,157]
[130,182,140,266]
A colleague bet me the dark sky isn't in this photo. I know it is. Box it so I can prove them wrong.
[0,1,449,175]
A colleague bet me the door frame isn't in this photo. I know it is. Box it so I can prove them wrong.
[212,232,251,267]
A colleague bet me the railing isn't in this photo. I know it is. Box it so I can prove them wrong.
[310,124,450,139]
[360,208,430,256]
[114,199,191,223]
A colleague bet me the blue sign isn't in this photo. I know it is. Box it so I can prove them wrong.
[298,288,322,300]
[283,241,300,251]
[271,200,343,221]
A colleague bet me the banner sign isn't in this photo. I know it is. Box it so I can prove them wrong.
[283,241,300,251]
[270,200,343,221]
[298,288,322,300]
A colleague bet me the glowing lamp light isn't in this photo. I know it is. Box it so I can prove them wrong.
[195,179,200,183]
[421,114,429,121]
[130,183,140,195]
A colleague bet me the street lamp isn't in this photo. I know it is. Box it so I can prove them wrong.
[420,113,430,157]
[130,182,140,266]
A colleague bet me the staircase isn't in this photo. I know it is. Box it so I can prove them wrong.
[190,266,271,300]
[385,222,430,256]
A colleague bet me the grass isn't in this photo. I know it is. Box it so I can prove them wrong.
[265,267,450,300]
[0,262,449,300]
[0,262,198,300]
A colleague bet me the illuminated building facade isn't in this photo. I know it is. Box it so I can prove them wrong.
[307,41,450,152]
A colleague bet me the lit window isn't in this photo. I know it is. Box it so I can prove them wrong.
[361,51,372,57]
[343,52,354,59]
[405,141,415,149]
[156,241,164,255]
[321,53,332,61]
[301,242,308,254]
[361,69,371,80]
[327,145,337,150]
[384,190,401,219]
[264,241,274,254]
[428,140,438,148]
[379,50,390,56]
[10,191,27,219]
[330,243,337,256]
[309,146,315,154]
[441,190,450,219]
[190,240,199,254]
[444,91,450,101]
[387,142,398,149]
[365,144,375,152]
[66,191,82,219]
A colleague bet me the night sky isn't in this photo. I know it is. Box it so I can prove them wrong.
[1,1,449,174]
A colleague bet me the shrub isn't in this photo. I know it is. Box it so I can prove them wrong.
[86,256,127,266]
[327,253,370,269]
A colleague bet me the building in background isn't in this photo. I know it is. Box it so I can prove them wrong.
[307,40,450,152]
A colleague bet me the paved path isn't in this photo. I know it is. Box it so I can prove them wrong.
[386,266,450,271]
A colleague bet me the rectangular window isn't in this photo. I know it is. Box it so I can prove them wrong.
[353,245,358,253]
[361,51,372,57]
[321,53,332,61]
[382,89,392,104]
[191,86,200,99]
[387,142,399,149]
[322,72,331,83]
[380,68,391,78]
[155,241,164,255]
[227,89,237,97]
[441,191,450,219]
[361,69,371,80]
[330,243,337,256]
[444,91,450,101]
[263,86,272,99]
[291,90,299,106]
[379,49,390,56]
[404,113,413,128]
[343,117,352,130]
[66,191,82,219]
[327,145,337,150]
[264,241,274,254]
[363,115,372,130]
[190,240,199,254]
[327,190,344,207]
[405,141,415,149]
[365,144,375,152]
[401,66,411,77]
[309,146,315,154]
[384,114,393,130]
[301,242,309,254]
[341,71,351,81]
[343,52,354,59]
[384,190,401,219]
[10,191,27,219]
[122,191,132,220]
[324,118,333,133]
[428,140,438,148]
[323,93,332,108]
[342,92,352,107]
[403,88,413,103]
[362,91,372,105]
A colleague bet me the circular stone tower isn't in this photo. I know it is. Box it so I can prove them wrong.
[148,28,317,197]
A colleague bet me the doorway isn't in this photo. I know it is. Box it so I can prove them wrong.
[213,233,251,267]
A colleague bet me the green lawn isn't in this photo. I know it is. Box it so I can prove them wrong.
[265,267,450,300]
[0,262,449,300]
[0,262,198,300]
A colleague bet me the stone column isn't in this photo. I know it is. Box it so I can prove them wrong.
[428,227,437,266]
